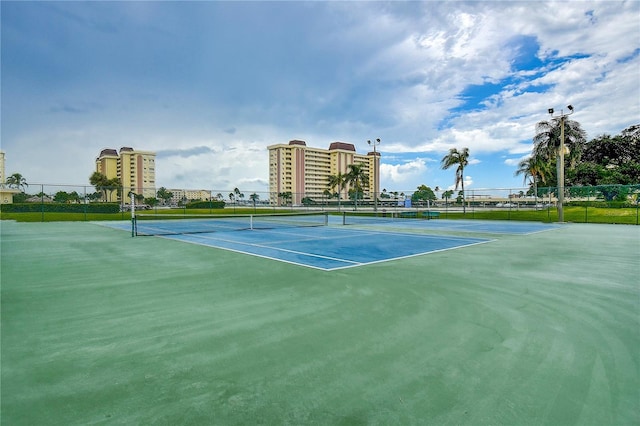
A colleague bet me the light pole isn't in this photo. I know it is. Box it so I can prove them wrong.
[548,105,574,223]
[367,138,381,212]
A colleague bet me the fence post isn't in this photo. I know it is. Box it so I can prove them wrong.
[585,189,589,223]
[41,184,45,222]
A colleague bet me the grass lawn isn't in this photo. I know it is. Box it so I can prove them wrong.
[1,205,638,225]
[440,206,639,225]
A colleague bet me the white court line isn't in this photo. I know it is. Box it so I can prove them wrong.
[171,233,363,265]
[166,229,493,271]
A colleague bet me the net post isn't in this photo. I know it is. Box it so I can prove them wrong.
[342,212,346,225]
[250,214,254,230]
[131,191,136,237]
[324,212,329,226]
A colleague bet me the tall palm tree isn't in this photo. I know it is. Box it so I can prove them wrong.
[441,147,470,213]
[327,172,347,211]
[6,173,28,192]
[533,117,587,188]
[345,163,369,210]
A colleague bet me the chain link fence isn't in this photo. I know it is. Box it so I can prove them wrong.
[1,183,638,224]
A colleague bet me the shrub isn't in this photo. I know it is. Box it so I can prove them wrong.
[0,203,120,213]
[186,200,226,209]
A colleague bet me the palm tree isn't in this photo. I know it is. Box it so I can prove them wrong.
[249,193,259,212]
[441,147,470,213]
[514,156,550,203]
[278,191,292,206]
[156,187,173,205]
[229,192,236,212]
[442,190,454,207]
[90,171,110,201]
[533,117,587,188]
[345,163,369,210]
[327,172,347,211]
[6,173,28,192]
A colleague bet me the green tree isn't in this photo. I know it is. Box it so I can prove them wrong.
[53,191,80,203]
[575,125,640,186]
[89,172,112,201]
[411,185,436,206]
[278,191,292,206]
[249,193,259,212]
[442,190,454,206]
[156,187,173,205]
[344,164,369,210]
[6,173,28,192]
[327,172,348,210]
[441,147,470,213]
[54,191,70,203]
[533,117,587,190]
[515,156,551,201]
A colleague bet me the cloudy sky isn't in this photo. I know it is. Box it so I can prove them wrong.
[2,1,638,194]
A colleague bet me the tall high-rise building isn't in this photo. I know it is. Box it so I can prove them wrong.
[267,140,380,206]
[95,147,156,201]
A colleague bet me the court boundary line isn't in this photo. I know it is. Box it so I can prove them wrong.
[173,232,363,267]
[326,239,495,271]
[161,228,494,271]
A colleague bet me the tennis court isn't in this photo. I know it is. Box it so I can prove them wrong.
[103,214,492,270]
[1,219,639,425]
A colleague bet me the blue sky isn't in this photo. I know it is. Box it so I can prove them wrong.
[2,1,639,194]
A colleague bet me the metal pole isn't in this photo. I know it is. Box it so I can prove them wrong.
[368,138,380,213]
[548,105,573,223]
[374,143,377,213]
[558,115,565,222]
[131,191,136,237]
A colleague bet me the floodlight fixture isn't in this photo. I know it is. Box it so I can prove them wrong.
[567,104,574,112]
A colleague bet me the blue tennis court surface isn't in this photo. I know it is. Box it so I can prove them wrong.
[164,227,491,270]
[100,216,561,270]
[100,221,490,271]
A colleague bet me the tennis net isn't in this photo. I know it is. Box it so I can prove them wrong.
[133,211,328,236]
[341,211,402,225]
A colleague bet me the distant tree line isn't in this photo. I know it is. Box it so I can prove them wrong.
[517,123,639,200]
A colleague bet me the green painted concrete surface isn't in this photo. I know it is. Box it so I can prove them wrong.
[1,221,638,425]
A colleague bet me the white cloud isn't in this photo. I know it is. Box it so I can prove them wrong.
[380,158,428,186]
[445,175,474,192]
[2,1,638,192]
